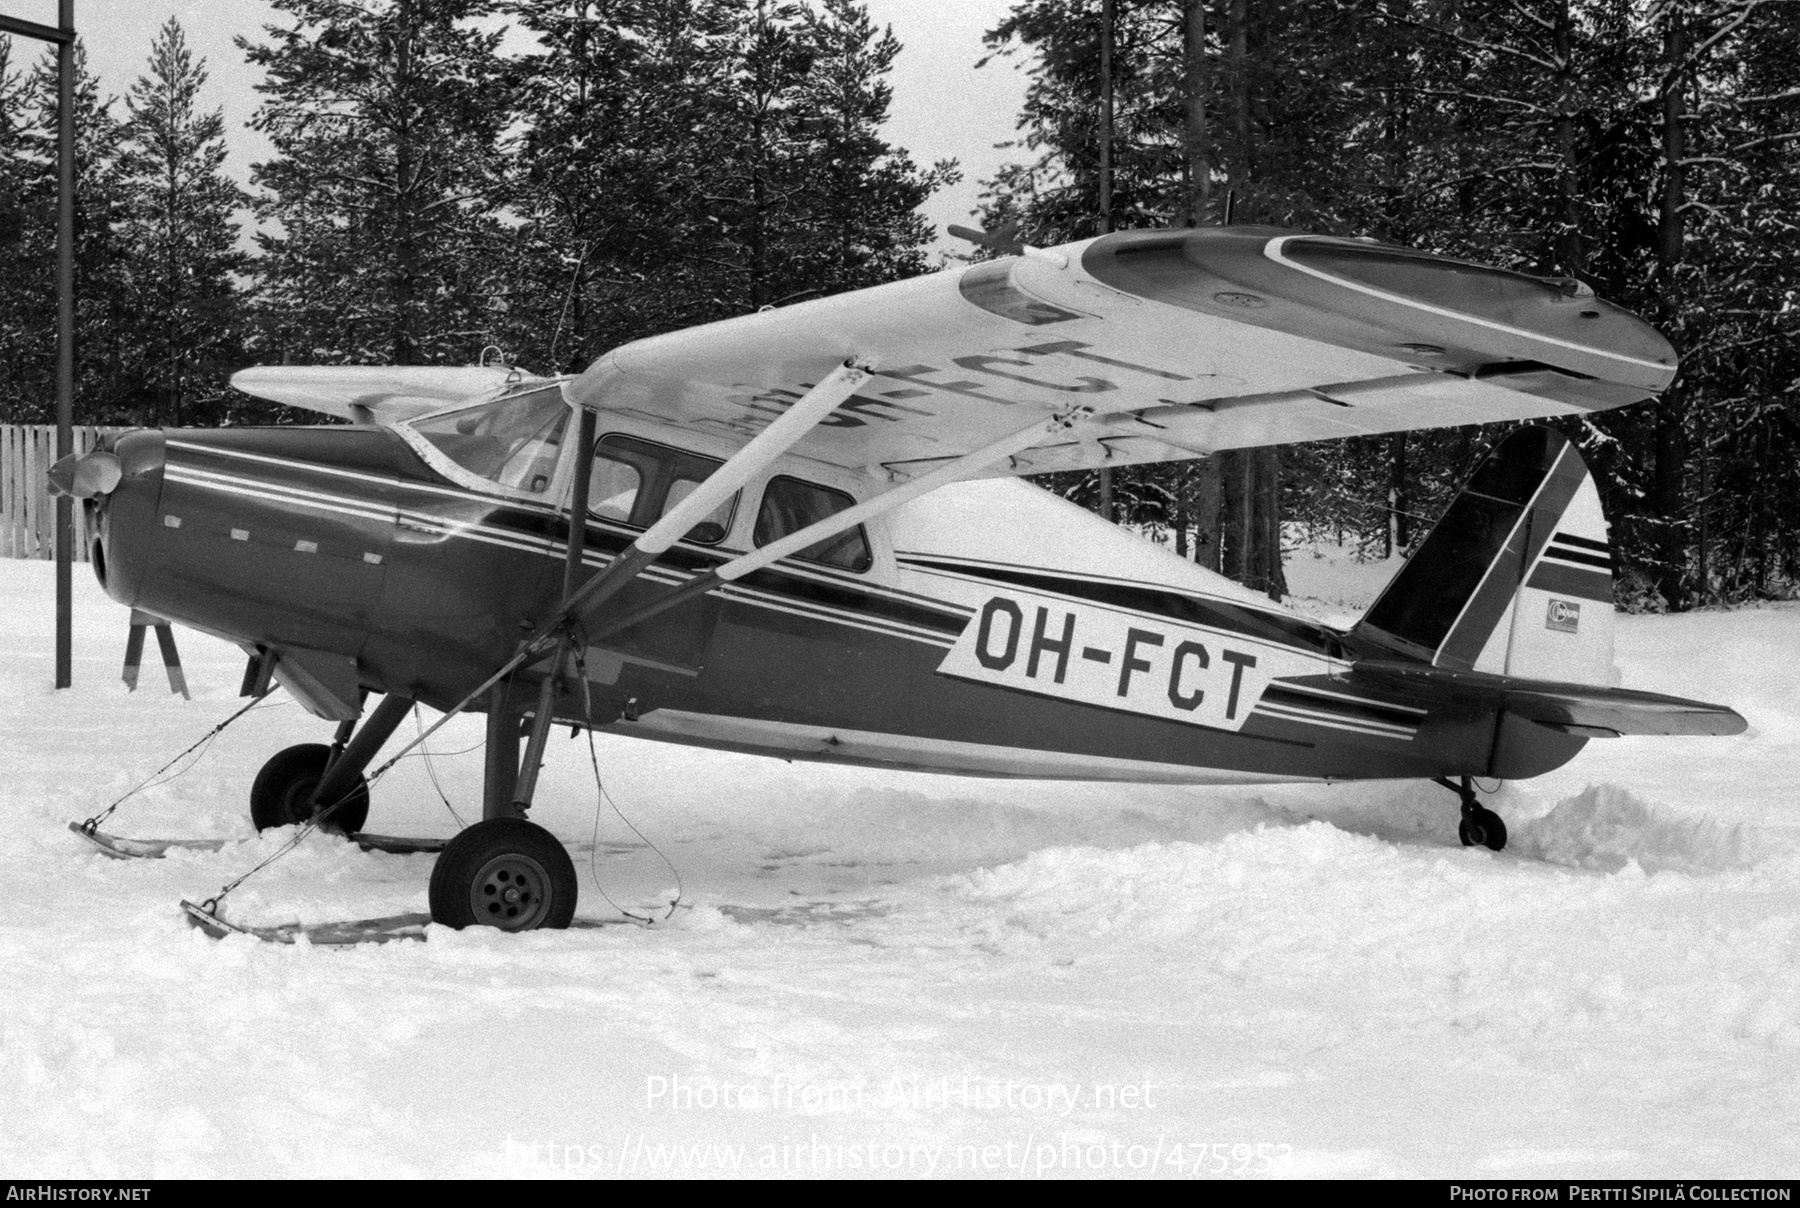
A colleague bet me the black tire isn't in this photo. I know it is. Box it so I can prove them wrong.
[249,743,370,835]
[1459,807,1508,852]
[429,817,577,931]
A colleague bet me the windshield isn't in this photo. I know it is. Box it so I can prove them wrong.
[410,387,570,494]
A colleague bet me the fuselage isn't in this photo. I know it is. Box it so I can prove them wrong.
[89,402,1583,787]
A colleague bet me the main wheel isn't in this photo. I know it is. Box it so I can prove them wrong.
[1458,807,1508,852]
[249,743,370,834]
[429,817,577,931]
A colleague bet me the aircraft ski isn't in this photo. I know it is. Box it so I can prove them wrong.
[180,901,436,945]
[180,896,633,943]
[71,822,450,860]
[71,824,230,859]
[73,822,643,861]
[180,900,636,945]
[46,224,1745,935]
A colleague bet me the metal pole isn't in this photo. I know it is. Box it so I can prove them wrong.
[0,5,83,688]
[1097,0,1116,524]
[1098,0,1113,236]
[54,0,75,688]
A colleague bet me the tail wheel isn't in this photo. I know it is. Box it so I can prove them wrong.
[249,743,370,834]
[1459,806,1508,852]
[429,817,577,931]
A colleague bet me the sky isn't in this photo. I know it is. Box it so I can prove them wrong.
[2,0,1033,254]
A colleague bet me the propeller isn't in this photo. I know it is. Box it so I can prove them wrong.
[946,221,1070,269]
[947,221,1028,256]
[47,450,123,499]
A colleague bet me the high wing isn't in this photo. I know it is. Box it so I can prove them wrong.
[568,226,1675,481]
[231,364,541,426]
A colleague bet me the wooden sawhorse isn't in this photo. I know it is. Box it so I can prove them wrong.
[122,610,189,699]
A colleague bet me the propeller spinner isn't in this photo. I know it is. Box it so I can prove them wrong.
[47,450,123,499]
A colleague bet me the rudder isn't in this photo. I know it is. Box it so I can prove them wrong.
[1353,427,1617,686]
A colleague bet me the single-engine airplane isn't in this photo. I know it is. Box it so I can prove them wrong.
[52,225,1745,934]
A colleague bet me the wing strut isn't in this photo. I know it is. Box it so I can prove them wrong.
[558,359,873,623]
[509,358,875,814]
[326,360,877,796]
[583,406,1091,643]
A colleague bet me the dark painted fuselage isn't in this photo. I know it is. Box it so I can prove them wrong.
[92,420,1582,788]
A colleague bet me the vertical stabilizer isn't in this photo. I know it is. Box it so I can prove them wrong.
[1353,427,1617,686]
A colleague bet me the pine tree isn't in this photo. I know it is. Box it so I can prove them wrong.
[500,0,733,369]
[1,40,131,425]
[979,0,1800,605]
[1659,1,1800,602]
[499,0,949,372]
[978,0,1365,596]
[502,0,648,372]
[0,37,34,420]
[701,0,815,312]
[790,0,953,297]
[117,17,249,427]
[240,0,513,367]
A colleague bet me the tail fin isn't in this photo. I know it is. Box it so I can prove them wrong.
[1353,426,1616,686]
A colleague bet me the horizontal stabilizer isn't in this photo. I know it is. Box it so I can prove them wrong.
[1342,660,1747,738]
[231,365,540,426]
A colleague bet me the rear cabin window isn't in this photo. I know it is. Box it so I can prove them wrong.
[588,434,736,546]
[410,389,569,495]
[754,477,872,572]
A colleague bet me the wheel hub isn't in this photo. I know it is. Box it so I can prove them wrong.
[472,854,552,930]
[281,777,321,825]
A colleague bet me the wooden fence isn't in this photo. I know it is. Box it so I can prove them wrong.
[2,425,129,561]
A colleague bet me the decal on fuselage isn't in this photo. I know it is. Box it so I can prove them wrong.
[936,587,1302,732]
[1545,598,1580,633]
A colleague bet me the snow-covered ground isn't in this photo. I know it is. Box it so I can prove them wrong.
[2,552,1797,1179]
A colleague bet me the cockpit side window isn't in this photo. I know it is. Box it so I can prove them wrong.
[588,434,737,546]
[410,388,569,494]
[754,477,872,572]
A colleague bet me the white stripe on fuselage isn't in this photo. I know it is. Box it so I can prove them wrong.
[1272,679,1427,718]
[166,438,535,508]
[1251,701,1417,741]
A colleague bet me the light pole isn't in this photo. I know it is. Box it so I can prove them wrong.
[1096,0,1115,524]
[0,3,75,688]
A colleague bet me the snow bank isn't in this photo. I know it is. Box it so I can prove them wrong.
[4,561,1800,1178]
[1515,784,1775,875]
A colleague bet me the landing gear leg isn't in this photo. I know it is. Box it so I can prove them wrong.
[1434,775,1507,852]
[510,670,562,817]
[250,743,369,834]
[432,659,578,930]
[483,682,521,820]
[307,693,413,827]
[322,714,357,775]
[476,662,562,821]
[250,695,411,833]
